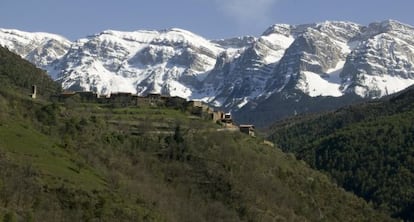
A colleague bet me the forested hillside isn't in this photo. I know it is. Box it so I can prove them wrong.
[0,46,61,98]
[269,86,414,221]
[0,46,393,221]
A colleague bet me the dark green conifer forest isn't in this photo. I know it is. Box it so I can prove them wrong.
[269,87,414,221]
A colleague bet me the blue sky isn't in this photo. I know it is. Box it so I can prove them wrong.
[1,0,412,40]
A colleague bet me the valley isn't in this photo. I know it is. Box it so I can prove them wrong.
[0,45,395,221]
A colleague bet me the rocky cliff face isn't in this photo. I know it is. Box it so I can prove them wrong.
[52,29,224,97]
[1,20,414,125]
[341,20,414,98]
[201,24,295,108]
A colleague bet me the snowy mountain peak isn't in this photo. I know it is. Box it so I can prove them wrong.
[0,28,69,44]
[262,24,293,37]
[0,28,71,57]
[378,19,414,31]
[1,20,414,111]
[49,27,226,97]
[160,27,207,39]
[211,36,256,50]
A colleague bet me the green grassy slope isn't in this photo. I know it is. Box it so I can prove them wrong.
[0,120,104,191]
[268,86,414,221]
[0,46,394,221]
[0,102,393,221]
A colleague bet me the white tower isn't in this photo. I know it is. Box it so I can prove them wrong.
[31,85,37,99]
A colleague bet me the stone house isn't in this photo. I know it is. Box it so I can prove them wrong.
[188,100,209,116]
[222,113,233,124]
[56,91,77,102]
[110,92,133,107]
[165,96,187,109]
[147,93,165,106]
[211,110,224,123]
[77,91,98,103]
[239,125,255,137]
[188,100,212,115]
[97,94,110,104]
[136,96,150,106]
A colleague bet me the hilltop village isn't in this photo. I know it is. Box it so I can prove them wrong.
[51,90,256,136]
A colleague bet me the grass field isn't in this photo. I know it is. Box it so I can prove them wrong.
[0,119,105,191]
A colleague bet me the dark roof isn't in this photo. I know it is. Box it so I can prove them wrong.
[239,124,255,128]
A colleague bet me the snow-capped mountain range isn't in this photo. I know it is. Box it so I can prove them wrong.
[1,20,414,114]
